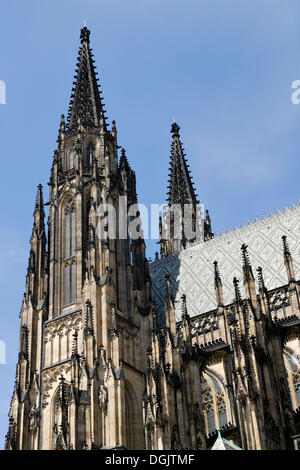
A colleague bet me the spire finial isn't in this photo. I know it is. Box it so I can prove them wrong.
[171,122,180,137]
[80,25,90,44]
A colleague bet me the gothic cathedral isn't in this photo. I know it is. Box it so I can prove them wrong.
[6,27,300,450]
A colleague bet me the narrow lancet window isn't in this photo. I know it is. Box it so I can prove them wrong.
[63,201,76,306]
[64,203,75,259]
[86,143,95,167]
[64,264,70,306]
[69,148,76,169]
[70,262,76,304]
[71,209,75,256]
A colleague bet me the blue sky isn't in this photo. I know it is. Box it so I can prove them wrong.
[1,0,300,446]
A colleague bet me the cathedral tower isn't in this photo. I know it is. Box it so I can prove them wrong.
[6,26,152,450]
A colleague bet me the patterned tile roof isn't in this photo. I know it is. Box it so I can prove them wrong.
[150,204,300,322]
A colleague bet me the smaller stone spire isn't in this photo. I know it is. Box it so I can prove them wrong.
[152,304,158,331]
[257,267,266,294]
[214,261,224,307]
[282,235,295,282]
[204,209,213,240]
[165,273,173,308]
[119,148,130,170]
[19,325,29,361]
[165,274,176,337]
[84,299,94,338]
[233,277,242,305]
[71,329,79,357]
[181,294,189,321]
[241,244,254,283]
[109,302,118,338]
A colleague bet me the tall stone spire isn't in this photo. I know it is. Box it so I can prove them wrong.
[67,26,107,132]
[167,122,198,208]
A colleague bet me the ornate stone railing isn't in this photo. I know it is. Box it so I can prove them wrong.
[177,310,229,350]
[269,286,292,321]
[58,167,77,182]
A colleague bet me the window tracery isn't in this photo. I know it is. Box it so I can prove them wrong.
[85,142,95,167]
[201,373,229,436]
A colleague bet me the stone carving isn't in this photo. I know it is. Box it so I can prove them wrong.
[98,383,108,412]
[29,405,38,432]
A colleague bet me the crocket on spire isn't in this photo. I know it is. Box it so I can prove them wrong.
[67,26,107,132]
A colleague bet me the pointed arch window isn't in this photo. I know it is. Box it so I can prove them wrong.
[63,201,76,306]
[69,147,76,169]
[64,203,76,259]
[283,350,300,410]
[64,261,76,306]
[201,374,229,437]
[86,142,95,167]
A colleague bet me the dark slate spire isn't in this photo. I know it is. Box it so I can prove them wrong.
[167,122,198,208]
[67,26,107,132]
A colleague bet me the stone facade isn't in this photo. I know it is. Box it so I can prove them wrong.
[5,26,300,450]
